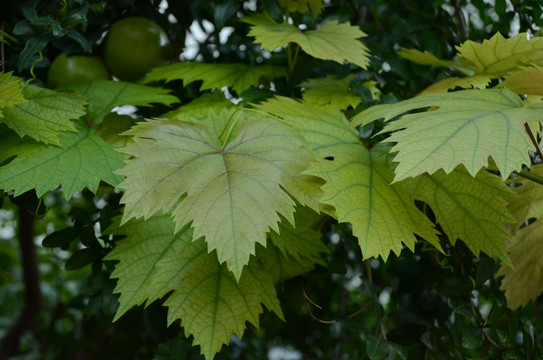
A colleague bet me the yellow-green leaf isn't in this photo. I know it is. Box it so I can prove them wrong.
[118,109,317,279]
[500,67,543,95]
[163,92,234,121]
[350,89,535,181]
[458,32,543,76]
[300,75,362,109]
[106,214,286,360]
[419,75,493,95]
[1,84,85,145]
[278,0,323,15]
[397,49,476,76]
[399,167,516,264]
[143,62,286,94]
[0,72,26,115]
[243,14,369,68]
[498,165,543,309]
[307,144,440,259]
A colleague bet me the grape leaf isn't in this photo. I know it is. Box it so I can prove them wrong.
[258,98,440,258]
[279,0,323,15]
[163,92,234,121]
[500,67,543,95]
[106,214,286,359]
[118,109,317,279]
[63,80,179,123]
[458,32,543,76]
[307,143,440,259]
[300,75,362,109]
[399,167,516,263]
[397,49,476,75]
[0,72,26,114]
[418,75,493,95]
[0,123,124,198]
[105,214,194,319]
[269,205,329,262]
[243,14,369,68]
[1,83,86,145]
[143,62,286,94]
[498,165,543,309]
[350,89,536,181]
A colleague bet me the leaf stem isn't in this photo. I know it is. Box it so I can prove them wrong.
[525,122,543,161]
[516,170,543,186]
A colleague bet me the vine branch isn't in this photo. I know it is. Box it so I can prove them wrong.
[0,208,42,358]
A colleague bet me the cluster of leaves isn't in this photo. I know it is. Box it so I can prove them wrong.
[3,0,543,359]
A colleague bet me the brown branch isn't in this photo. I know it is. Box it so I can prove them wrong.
[451,0,467,39]
[0,208,42,358]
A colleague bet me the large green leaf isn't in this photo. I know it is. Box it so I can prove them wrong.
[0,72,26,114]
[458,32,543,76]
[105,214,194,319]
[258,98,440,258]
[1,83,86,145]
[63,80,179,123]
[0,123,124,198]
[106,214,286,360]
[399,167,516,263]
[397,49,476,76]
[143,62,286,94]
[307,144,440,259]
[498,165,543,309]
[118,109,317,279]
[300,75,362,109]
[243,14,369,68]
[350,89,536,181]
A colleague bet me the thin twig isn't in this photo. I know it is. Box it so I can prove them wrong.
[302,286,372,324]
[516,170,543,186]
[365,259,373,283]
[451,0,467,39]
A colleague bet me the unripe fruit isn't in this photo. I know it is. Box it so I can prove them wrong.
[47,53,110,88]
[104,17,170,82]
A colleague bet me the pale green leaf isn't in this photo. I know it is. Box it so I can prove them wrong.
[397,49,476,75]
[278,0,323,15]
[106,213,284,359]
[257,98,440,257]
[0,72,26,114]
[257,96,360,156]
[143,62,286,94]
[498,165,543,308]
[307,144,440,260]
[0,123,124,198]
[419,75,493,95]
[500,67,543,95]
[399,167,516,264]
[300,75,362,109]
[350,89,535,181]
[1,84,85,145]
[243,14,369,68]
[458,32,543,76]
[118,109,317,279]
[63,80,179,123]
[163,92,234,121]
[162,245,283,359]
[269,205,329,262]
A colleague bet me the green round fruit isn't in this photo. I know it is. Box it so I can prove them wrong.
[47,53,110,88]
[104,17,170,82]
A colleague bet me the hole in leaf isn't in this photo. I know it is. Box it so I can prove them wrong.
[324,156,334,161]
